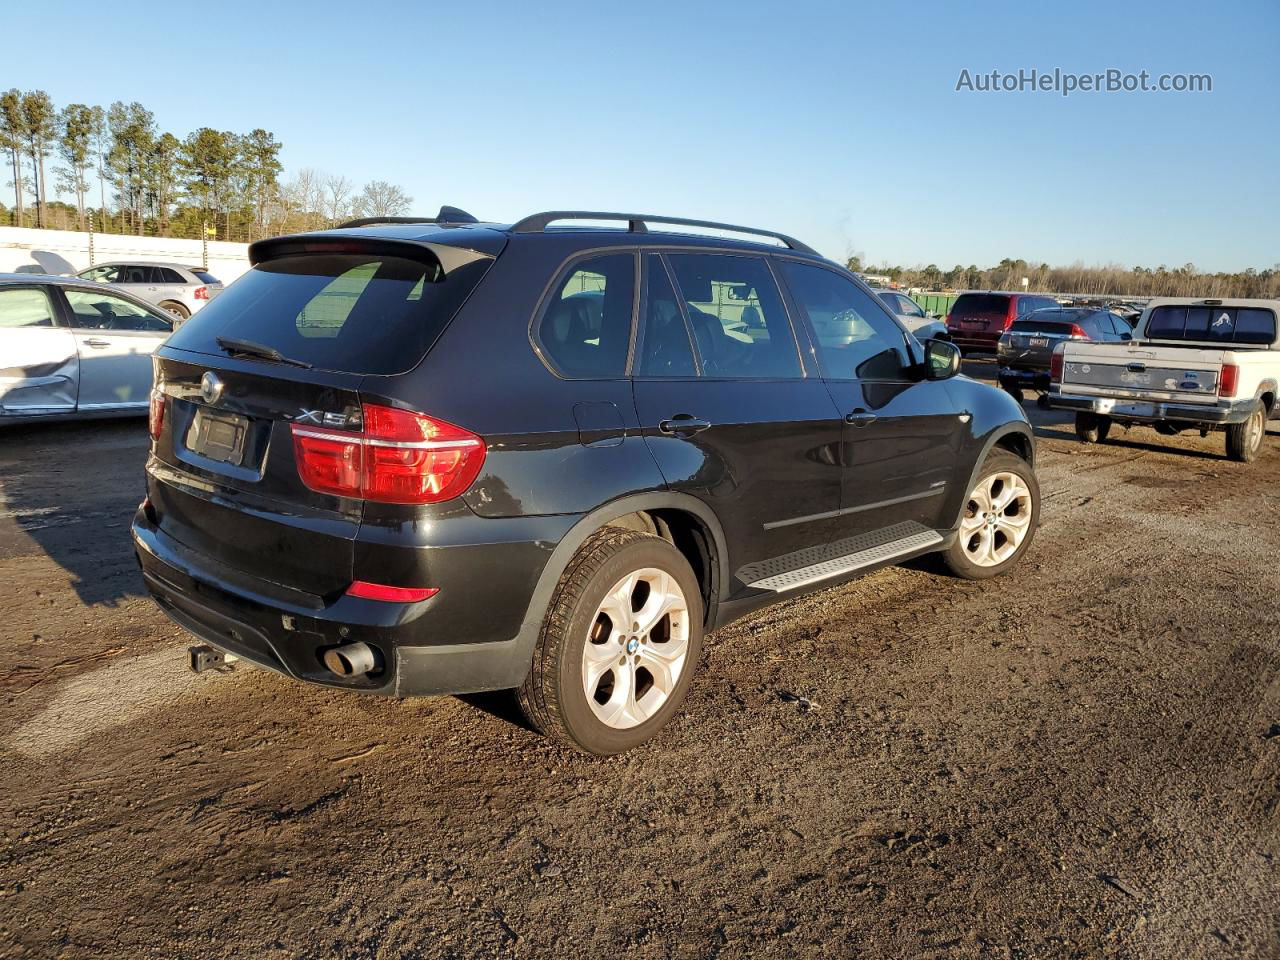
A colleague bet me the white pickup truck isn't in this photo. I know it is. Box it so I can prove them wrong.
[1048,298,1279,462]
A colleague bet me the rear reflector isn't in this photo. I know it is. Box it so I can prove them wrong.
[149,388,166,440]
[1219,364,1239,398]
[1049,350,1065,383]
[346,581,439,603]
[291,403,486,504]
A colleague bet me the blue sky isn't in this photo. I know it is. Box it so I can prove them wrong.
[7,0,1277,271]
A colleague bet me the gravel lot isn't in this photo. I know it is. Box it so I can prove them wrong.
[1,361,1277,959]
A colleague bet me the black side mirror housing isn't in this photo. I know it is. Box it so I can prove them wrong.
[923,338,961,380]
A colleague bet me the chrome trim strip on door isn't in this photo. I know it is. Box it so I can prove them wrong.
[762,487,946,530]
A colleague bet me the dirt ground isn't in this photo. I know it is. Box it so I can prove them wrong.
[1,361,1277,959]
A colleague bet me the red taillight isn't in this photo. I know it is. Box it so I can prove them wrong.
[193,286,209,300]
[1219,364,1239,398]
[1069,324,1087,339]
[149,389,166,440]
[291,403,486,504]
[1050,351,1065,383]
[346,581,439,603]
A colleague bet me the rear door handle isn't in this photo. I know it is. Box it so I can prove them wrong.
[845,409,878,427]
[658,415,712,436]
[83,338,111,348]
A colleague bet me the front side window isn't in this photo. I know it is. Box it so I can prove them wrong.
[899,296,926,317]
[778,261,910,381]
[64,289,171,332]
[0,287,57,328]
[537,253,636,379]
[664,253,800,379]
[637,255,696,377]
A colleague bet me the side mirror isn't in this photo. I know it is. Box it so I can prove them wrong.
[924,338,961,380]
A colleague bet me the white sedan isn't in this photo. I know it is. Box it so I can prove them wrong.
[0,274,175,424]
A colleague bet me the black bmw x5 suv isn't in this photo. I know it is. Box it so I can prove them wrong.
[133,207,1039,754]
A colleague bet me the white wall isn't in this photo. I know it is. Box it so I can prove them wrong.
[0,226,250,282]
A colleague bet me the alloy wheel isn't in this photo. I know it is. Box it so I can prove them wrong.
[581,568,690,730]
[959,471,1034,567]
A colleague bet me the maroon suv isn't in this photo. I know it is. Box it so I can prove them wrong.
[946,292,1059,353]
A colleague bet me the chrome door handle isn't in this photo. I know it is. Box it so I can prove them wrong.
[659,415,712,436]
[83,338,111,348]
[845,409,878,427]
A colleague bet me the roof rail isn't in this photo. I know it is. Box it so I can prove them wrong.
[336,205,478,230]
[509,211,817,254]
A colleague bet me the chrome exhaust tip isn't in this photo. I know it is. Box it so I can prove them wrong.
[322,642,378,678]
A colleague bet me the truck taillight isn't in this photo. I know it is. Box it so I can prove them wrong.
[194,286,209,300]
[1050,350,1065,383]
[149,388,166,440]
[1219,364,1239,398]
[291,404,486,504]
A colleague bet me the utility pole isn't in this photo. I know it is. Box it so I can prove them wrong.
[88,210,95,266]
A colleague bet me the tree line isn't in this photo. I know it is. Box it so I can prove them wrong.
[849,256,1280,301]
[0,89,412,242]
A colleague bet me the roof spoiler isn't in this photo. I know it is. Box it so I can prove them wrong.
[248,234,494,276]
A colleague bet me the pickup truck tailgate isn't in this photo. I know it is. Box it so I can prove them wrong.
[1062,346,1224,402]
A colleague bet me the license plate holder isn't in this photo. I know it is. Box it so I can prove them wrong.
[188,410,248,465]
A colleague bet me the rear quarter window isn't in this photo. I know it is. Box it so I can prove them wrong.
[165,252,492,375]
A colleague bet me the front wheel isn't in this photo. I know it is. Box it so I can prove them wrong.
[1225,401,1266,462]
[517,527,704,755]
[942,451,1040,580]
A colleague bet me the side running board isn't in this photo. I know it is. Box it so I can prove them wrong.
[739,522,944,593]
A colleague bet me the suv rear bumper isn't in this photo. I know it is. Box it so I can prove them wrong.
[1047,391,1253,424]
[948,330,1002,352]
[132,506,563,697]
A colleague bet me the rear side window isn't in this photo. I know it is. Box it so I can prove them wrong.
[536,253,636,379]
[951,294,1009,317]
[637,255,697,377]
[1146,305,1277,345]
[167,252,491,375]
[156,267,186,284]
[0,287,57,327]
[665,253,801,379]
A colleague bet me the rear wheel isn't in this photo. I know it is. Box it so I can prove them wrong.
[943,451,1039,580]
[517,527,703,755]
[1075,412,1111,444]
[159,300,189,320]
[1225,401,1266,462]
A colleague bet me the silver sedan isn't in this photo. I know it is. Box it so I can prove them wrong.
[0,274,174,425]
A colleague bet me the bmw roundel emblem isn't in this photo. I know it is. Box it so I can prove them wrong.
[200,371,224,404]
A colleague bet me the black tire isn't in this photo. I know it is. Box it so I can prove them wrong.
[1002,384,1024,404]
[942,450,1040,581]
[1225,401,1266,463]
[1075,412,1111,444]
[1036,393,1051,410]
[160,300,190,320]
[516,526,704,755]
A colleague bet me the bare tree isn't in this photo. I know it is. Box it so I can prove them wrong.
[324,174,353,224]
[353,179,412,219]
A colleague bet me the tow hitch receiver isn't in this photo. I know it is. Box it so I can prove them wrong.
[189,645,240,674]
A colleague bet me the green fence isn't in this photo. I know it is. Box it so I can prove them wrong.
[913,292,960,318]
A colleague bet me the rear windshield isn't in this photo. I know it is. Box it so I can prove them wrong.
[192,271,220,284]
[165,253,490,374]
[1011,319,1075,335]
[951,294,1010,317]
[1146,305,1276,345]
